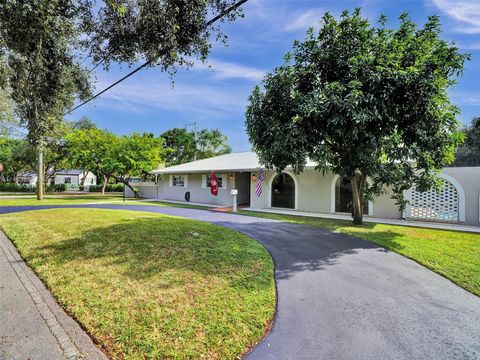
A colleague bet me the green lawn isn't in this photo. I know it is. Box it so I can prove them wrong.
[238,210,480,297]
[0,194,129,205]
[0,209,275,359]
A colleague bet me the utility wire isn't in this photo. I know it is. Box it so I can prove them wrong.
[65,0,249,115]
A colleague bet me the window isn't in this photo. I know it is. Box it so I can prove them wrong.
[172,175,185,187]
[202,174,227,189]
[64,177,72,184]
[207,174,223,189]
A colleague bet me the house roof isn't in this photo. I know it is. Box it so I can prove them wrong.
[151,151,318,174]
[55,169,84,175]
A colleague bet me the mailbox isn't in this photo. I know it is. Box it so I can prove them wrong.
[230,189,238,195]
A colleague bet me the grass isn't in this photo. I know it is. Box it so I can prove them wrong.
[238,210,480,297]
[0,193,130,206]
[0,209,275,359]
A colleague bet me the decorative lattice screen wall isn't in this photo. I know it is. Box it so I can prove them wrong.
[408,179,459,222]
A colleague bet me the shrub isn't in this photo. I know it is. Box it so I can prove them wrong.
[88,183,124,192]
[0,182,35,192]
[46,183,67,192]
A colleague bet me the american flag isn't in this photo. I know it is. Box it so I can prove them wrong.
[255,169,264,197]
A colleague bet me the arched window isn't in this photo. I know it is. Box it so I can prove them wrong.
[335,176,368,214]
[271,173,295,209]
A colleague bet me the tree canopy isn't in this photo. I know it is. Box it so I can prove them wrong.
[246,9,468,224]
[453,117,480,167]
[161,127,232,166]
[66,128,165,193]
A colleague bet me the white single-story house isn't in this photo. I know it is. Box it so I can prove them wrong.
[16,170,97,188]
[141,152,480,226]
[52,170,97,188]
[16,172,38,186]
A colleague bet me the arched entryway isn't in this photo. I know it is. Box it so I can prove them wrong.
[333,175,369,214]
[271,173,296,209]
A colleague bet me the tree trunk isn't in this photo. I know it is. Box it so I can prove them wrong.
[121,179,136,198]
[101,175,107,195]
[350,175,363,225]
[36,146,44,200]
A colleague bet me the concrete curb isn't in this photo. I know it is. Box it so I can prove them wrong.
[0,231,107,360]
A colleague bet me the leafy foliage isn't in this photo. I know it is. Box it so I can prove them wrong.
[453,117,480,166]
[161,127,232,166]
[66,129,165,193]
[0,0,92,145]
[87,0,245,72]
[246,9,468,224]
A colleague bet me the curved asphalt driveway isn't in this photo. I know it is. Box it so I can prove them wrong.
[1,204,480,360]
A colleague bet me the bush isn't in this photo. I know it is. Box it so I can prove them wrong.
[88,183,124,192]
[46,183,67,192]
[0,182,35,192]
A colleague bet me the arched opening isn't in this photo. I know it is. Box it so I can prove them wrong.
[406,176,465,222]
[335,176,368,214]
[271,173,295,209]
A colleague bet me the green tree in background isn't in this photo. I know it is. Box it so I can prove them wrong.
[161,127,232,166]
[66,130,165,194]
[110,133,165,193]
[66,128,118,193]
[0,1,92,199]
[246,10,468,225]
[162,128,197,166]
[0,138,34,182]
[453,117,480,167]
[197,129,232,160]
[71,116,98,131]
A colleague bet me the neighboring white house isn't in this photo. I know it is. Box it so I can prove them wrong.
[139,152,480,227]
[52,170,97,188]
[16,172,38,186]
[16,170,97,188]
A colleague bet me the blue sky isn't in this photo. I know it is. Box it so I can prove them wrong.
[69,0,480,151]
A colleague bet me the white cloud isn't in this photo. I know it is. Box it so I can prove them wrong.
[90,75,250,117]
[456,41,480,50]
[451,92,480,105]
[283,8,326,32]
[432,0,480,33]
[193,59,266,81]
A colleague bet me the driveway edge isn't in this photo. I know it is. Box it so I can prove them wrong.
[0,230,107,360]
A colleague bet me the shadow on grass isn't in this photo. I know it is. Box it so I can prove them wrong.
[32,216,276,290]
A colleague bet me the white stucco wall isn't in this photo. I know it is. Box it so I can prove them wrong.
[55,174,80,186]
[152,167,480,226]
[157,173,236,206]
[442,167,480,225]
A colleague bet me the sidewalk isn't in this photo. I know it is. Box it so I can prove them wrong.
[243,207,480,234]
[0,231,106,360]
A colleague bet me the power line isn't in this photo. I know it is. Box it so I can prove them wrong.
[65,0,249,116]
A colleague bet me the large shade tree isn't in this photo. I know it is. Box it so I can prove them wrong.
[246,10,468,224]
[0,0,245,200]
[0,1,92,199]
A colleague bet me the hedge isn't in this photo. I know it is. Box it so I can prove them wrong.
[0,182,35,192]
[88,183,124,192]
[0,182,67,193]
